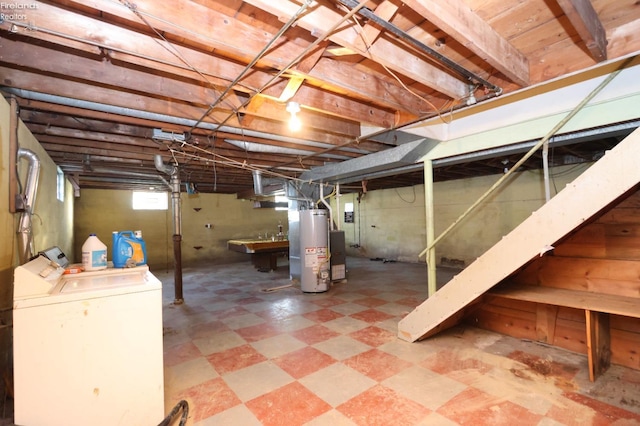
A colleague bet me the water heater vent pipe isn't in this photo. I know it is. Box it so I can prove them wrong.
[319,184,334,231]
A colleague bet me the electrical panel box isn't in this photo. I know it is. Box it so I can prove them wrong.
[344,212,354,223]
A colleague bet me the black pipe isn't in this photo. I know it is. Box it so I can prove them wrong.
[338,0,501,93]
[173,234,183,304]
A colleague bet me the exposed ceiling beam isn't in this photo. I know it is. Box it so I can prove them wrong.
[0,69,365,148]
[351,0,400,52]
[555,0,607,62]
[402,0,530,87]
[16,0,423,123]
[243,0,469,98]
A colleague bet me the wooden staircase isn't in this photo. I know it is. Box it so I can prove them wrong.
[398,127,640,378]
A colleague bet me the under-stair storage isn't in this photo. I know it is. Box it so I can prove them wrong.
[477,189,640,381]
[399,127,640,382]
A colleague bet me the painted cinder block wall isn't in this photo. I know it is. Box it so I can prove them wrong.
[75,163,590,272]
[334,165,591,266]
[0,95,74,405]
[73,189,288,270]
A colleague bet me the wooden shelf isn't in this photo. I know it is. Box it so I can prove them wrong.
[488,283,640,318]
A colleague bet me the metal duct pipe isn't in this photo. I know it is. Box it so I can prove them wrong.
[0,88,370,153]
[154,155,183,304]
[252,169,285,196]
[319,185,334,231]
[17,148,40,265]
[154,154,175,175]
[252,170,264,195]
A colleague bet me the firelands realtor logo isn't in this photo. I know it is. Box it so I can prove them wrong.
[1,2,38,22]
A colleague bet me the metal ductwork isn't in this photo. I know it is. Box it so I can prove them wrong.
[17,148,40,265]
[252,170,264,195]
[299,138,438,184]
[251,169,285,197]
[154,155,183,304]
[1,87,367,156]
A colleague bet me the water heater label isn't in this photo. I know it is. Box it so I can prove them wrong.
[304,247,327,267]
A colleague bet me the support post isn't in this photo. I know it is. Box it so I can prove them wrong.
[173,234,183,303]
[536,304,558,343]
[424,160,437,296]
[585,309,611,382]
[171,173,184,304]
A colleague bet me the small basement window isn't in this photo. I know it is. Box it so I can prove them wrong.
[275,195,288,211]
[132,191,168,210]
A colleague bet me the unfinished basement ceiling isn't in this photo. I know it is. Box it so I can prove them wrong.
[1,0,639,194]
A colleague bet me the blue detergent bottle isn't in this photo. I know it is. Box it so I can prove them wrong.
[112,230,147,268]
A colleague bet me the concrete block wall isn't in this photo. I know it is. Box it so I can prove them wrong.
[0,96,74,407]
[73,190,288,270]
[334,165,590,267]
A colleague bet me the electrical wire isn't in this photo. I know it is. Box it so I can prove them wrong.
[9,1,498,188]
[119,0,239,112]
[113,0,374,183]
[167,144,301,183]
[184,0,315,134]
[119,0,377,184]
[395,186,416,203]
[344,5,466,124]
[4,8,243,113]
[194,0,374,141]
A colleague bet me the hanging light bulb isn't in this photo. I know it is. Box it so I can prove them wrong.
[286,101,301,131]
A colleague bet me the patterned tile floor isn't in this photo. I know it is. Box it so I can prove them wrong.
[156,257,640,425]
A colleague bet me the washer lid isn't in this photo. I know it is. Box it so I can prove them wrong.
[59,270,147,294]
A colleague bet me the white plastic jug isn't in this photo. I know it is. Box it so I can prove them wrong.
[82,234,108,271]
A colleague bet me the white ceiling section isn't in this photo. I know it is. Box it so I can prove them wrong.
[417,55,640,160]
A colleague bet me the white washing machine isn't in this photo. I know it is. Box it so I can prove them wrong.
[13,255,164,426]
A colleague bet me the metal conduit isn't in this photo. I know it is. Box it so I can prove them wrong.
[194,0,374,141]
[338,0,502,93]
[187,0,314,133]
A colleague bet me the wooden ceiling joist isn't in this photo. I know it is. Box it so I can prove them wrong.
[403,0,530,87]
[0,0,637,194]
[556,0,608,62]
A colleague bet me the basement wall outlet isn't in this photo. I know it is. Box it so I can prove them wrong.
[205,223,213,229]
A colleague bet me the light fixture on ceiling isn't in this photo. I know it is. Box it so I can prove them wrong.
[286,101,301,131]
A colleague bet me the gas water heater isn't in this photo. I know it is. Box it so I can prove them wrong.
[299,209,329,292]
